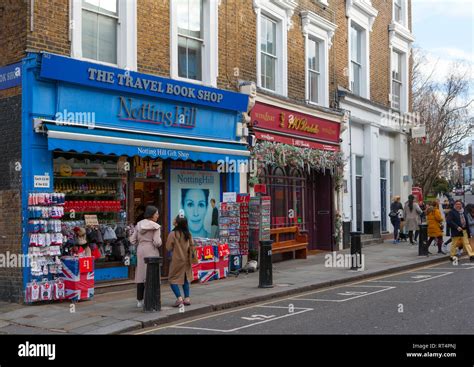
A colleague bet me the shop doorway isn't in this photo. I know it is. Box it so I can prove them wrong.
[309,171,334,251]
[132,181,166,226]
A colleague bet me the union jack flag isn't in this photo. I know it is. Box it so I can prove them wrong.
[198,260,217,283]
[61,257,95,301]
[215,257,229,279]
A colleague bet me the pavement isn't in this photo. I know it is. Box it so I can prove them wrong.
[0,239,463,335]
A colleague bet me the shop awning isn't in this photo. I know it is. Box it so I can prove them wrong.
[39,121,250,162]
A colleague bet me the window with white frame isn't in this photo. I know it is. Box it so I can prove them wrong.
[307,37,321,104]
[71,0,137,69]
[82,0,118,64]
[177,0,203,81]
[260,15,278,91]
[350,23,363,96]
[254,0,295,96]
[393,0,406,26]
[170,0,218,86]
[301,10,336,108]
[391,50,403,110]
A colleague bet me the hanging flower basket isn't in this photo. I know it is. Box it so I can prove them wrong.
[251,141,346,188]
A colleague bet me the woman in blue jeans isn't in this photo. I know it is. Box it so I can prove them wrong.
[166,215,194,307]
[389,196,403,243]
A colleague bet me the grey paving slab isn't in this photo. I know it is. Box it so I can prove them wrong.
[83,320,142,334]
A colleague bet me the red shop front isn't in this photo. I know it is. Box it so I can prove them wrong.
[250,100,343,251]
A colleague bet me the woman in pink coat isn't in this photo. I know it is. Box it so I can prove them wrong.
[130,206,162,308]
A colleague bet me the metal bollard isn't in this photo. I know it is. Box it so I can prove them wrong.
[350,232,362,270]
[144,256,162,312]
[258,240,274,288]
[418,224,429,256]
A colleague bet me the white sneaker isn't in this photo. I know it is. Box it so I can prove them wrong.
[137,300,144,308]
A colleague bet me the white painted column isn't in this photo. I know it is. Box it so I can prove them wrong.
[363,124,381,226]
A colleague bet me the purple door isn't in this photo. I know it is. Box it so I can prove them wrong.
[308,171,334,251]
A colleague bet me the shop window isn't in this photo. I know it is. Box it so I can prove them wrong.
[53,152,129,264]
[133,157,164,179]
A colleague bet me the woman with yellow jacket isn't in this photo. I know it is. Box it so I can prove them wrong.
[426,200,446,254]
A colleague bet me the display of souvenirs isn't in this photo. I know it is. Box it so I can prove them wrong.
[192,238,230,283]
[64,200,122,213]
[249,196,272,251]
[61,256,95,301]
[54,182,118,196]
[238,194,250,256]
[134,157,163,179]
[25,278,65,304]
[27,192,65,284]
[218,202,240,255]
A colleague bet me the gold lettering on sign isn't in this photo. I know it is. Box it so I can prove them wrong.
[287,114,319,134]
[255,112,275,122]
[280,113,285,128]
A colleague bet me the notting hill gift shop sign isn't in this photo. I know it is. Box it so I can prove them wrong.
[39,53,248,112]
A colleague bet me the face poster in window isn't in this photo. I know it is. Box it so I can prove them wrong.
[169,169,221,238]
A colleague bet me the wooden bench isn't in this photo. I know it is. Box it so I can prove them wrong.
[270,226,309,260]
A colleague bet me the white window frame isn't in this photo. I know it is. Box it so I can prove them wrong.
[170,0,218,87]
[346,0,378,100]
[390,48,408,113]
[254,0,297,97]
[348,21,368,98]
[301,11,336,108]
[70,0,137,70]
[393,0,407,27]
[391,50,403,111]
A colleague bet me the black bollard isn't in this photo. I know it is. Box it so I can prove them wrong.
[258,240,274,288]
[418,224,429,256]
[350,232,363,270]
[144,256,162,312]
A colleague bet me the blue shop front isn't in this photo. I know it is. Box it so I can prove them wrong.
[22,52,249,294]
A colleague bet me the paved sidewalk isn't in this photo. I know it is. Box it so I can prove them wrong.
[0,240,454,334]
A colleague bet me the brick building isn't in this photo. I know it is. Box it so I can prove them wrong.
[0,0,413,302]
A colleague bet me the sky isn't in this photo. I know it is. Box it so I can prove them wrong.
[412,0,474,152]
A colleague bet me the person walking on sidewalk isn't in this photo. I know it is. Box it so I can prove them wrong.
[426,200,446,254]
[414,200,427,243]
[130,206,162,308]
[466,204,474,252]
[166,215,194,307]
[389,196,403,243]
[404,194,422,245]
[446,200,474,262]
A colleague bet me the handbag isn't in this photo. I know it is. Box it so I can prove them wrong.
[191,244,200,265]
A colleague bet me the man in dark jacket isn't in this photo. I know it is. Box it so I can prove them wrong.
[447,200,474,261]
[210,199,219,239]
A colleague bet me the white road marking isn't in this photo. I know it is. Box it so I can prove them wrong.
[369,271,452,283]
[289,286,396,302]
[170,306,313,333]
